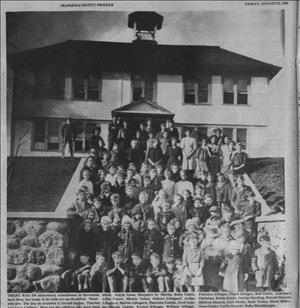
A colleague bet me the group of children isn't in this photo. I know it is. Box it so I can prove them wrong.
[63,120,283,293]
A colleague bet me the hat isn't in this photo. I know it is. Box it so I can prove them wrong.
[121,215,132,225]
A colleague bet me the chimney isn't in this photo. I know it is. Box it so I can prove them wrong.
[128,11,163,44]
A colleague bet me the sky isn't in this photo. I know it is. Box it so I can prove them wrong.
[7,10,284,66]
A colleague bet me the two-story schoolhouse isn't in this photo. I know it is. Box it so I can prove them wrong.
[7,11,282,158]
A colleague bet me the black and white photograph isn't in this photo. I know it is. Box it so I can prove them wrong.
[2,2,298,305]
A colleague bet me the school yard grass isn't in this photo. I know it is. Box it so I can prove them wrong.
[7,157,80,212]
[247,157,285,210]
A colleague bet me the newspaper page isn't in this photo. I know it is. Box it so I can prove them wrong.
[1,1,298,307]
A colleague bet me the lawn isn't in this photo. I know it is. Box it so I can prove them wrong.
[247,157,285,210]
[7,157,80,212]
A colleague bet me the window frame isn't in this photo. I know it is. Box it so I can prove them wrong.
[32,119,100,152]
[183,75,211,105]
[131,73,157,102]
[72,73,102,101]
[222,77,250,105]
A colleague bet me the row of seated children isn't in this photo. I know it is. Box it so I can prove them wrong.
[62,215,283,293]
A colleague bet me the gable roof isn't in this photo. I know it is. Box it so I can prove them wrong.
[112,99,174,118]
[8,40,281,79]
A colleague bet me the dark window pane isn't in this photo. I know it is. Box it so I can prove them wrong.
[88,89,99,100]
[75,140,83,151]
[48,143,59,150]
[224,92,234,104]
[184,80,196,104]
[237,128,247,149]
[198,127,208,140]
[88,75,101,100]
[145,85,154,101]
[34,120,45,142]
[198,90,208,103]
[132,74,155,101]
[48,121,59,135]
[237,93,248,105]
[47,121,60,151]
[184,92,196,104]
[222,128,233,140]
[74,122,83,152]
[133,87,143,100]
[73,75,86,100]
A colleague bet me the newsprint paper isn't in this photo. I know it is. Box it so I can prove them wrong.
[0,0,299,307]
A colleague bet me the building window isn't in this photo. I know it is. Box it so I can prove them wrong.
[237,79,248,105]
[33,119,59,151]
[237,128,247,149]
[223,78,234,104]
[73,73,102,101]
[47,121,60,150]
[74,121,84,151]
[132,74,156,101]
[223,77,249,105]
[222,127,234,140]
[33,119,99,152]
[34,119,46,143]
[184,76,210,104]
[197,127,208,141]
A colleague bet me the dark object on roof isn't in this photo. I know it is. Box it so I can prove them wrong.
[128,11,163,31]
[8,40,281,79]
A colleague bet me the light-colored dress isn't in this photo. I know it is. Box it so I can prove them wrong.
[220,144,233,174]
[181,137,197,170]
[174,180,194,196]
[223,252,248,292]
[254,247,278,288]
[161,179,175,200]
[182,245,204,286]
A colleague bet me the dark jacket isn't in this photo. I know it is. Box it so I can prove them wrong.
[61,123,76,142]
[143,229,164,260]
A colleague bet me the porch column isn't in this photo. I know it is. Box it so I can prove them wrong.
[211,75,223,106]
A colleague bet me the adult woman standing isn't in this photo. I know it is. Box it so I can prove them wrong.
[180,129,197,179]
